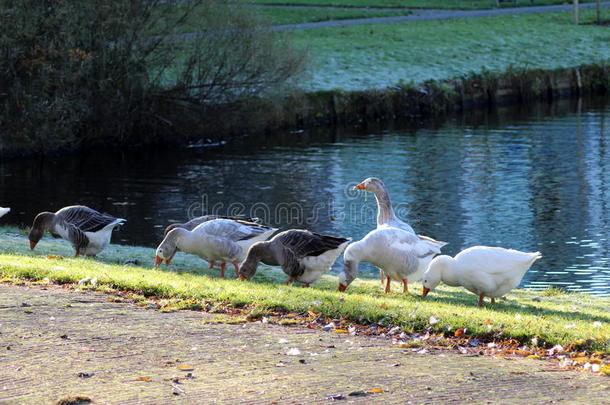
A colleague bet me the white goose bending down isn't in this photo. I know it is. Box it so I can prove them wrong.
[422,246,542,306]
[339,227,446,293]
[0,207,10,218]
[28,205,126,256]
[155,218,277,278]
[238,230,350,287]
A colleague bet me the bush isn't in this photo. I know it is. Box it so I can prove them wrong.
[0,0,304,154]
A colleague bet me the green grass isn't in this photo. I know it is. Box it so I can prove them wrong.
[292,9,610,91]
[1,226,609,353]
[248,0,596,10]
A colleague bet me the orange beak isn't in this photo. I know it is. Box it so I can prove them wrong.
[422,287,430,298]
[154,256,163,267]
[353,182,366,190]
[338,284,347,292]
[29,241,37,250]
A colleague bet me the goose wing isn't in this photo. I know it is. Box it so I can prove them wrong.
[56,205,122,232]
[199,218,273,242]
[278,230,349,258]
[0,207,10,218]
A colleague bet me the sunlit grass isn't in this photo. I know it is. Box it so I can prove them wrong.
[1,226,609,352]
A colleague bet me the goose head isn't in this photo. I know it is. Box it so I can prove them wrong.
[422,255,452,297]
[28,212,54,250]
[353,177,386,194]
[154,230,179,267]
[238,242,268,281]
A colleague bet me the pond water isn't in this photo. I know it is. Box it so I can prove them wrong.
[1,97,609,295]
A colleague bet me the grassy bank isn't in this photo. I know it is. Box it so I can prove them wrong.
[294,9,610,91]
[1,226,608,354]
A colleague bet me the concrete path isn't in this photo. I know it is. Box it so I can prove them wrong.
[274,2,610,30]
[0,284,608,404]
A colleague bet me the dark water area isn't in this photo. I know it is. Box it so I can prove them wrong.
[1,97,609,295]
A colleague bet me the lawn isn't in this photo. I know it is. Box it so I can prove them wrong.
[248,0,596,10]
[292,9,610,91]
[1,226,608,354]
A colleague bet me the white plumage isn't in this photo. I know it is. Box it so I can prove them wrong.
[339,225,446,293]
[422,246,542,306]
[0,207,9,218]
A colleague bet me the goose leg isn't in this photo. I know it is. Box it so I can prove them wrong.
[75,248,80,257]
[304,283,310,288]
[219,262,226,278]
[491,297,496,304]
[380,269,385,284]
[402,279,408,293]
[284,277,295,286]
[385,276,392,294]
[208,260,216,269]
[232,260,240,277]
[478,293,485,307]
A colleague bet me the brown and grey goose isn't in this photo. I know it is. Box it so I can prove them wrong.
[29,205,126,256]
[155,218,277,278]
[238,229,351,287]
[163,214,261,269]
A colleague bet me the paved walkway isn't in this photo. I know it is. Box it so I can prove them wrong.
[0,284,608,404]
[274,2,610,30]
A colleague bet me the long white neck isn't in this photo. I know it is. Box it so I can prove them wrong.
[373,185,398,226]
[439,257,460,287]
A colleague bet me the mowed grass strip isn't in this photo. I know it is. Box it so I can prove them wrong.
[293,10,610,91]
[1,227,608,352]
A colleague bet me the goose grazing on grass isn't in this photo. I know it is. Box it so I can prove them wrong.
[0,207,9,218]
[339,227,446,293]
[155,218,277,278]
[238,230,350,287]
[422,246,542,306]
[29,205,126,256]
[163,215,260,237]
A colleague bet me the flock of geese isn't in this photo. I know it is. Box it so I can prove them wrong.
[0,177,542,306]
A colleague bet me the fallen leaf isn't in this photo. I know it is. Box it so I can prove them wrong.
[286,348,301,356]
[325,393,345,400]
[137,377,152,382]
[368,388,385,393]
[528,355,541,359]
[177,366,194,371]
[333,329,349,334]
[429,316,439,325]
[454,328,466,337]
[46,254,63,260]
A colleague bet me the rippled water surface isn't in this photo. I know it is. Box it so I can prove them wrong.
[1,98,609,294]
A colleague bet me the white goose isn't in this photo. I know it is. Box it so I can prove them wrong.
[352,177,446,289]
[0,207,9,218]
[339,226,446,293]
[239,229,350,287]
[422,246,542,306]
[28,205,125,256]
[155,218,277,278]
[354,177,415,234]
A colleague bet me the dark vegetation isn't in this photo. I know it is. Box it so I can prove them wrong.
[0,0,304,154]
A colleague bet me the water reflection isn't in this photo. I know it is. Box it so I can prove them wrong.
[1,98,609,294]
